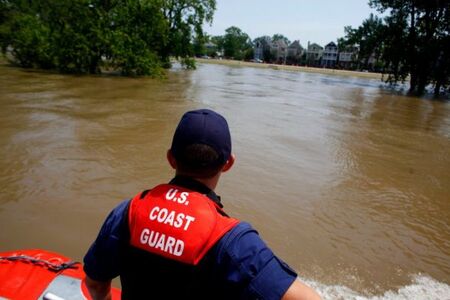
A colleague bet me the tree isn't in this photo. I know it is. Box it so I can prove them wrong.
[0,0,217,76]
[335,37,346,67]
[272,34,290,45]
[222,26,251,60]
[107,0,168,75]
[210,35,224,56]
[243,47,254,60]
[161,0,216,65]
[342,14,385,71]
[193,33,208,57]
[370,0,450,96]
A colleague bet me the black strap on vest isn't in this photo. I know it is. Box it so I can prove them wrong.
[137,185,230,217]
[139,189,151,200]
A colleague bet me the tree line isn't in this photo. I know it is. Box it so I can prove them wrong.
[0,0,215,76]
[343,0,449,97]
[200,1,449,97]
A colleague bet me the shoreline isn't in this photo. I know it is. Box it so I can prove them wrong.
[196,58,384,80]
[1,54,383,80]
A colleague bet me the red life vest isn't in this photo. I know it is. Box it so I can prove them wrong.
[128,184,239,265]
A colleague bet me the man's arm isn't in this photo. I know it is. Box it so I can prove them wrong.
[215,222,321,300]
[83,200,130,299]
[84,276,112,300]
[281,279,321,300]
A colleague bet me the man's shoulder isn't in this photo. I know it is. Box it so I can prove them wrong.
[215,221,265,257]
[213,221,298,299]
[109,199,131,219]
[98,199,131,235]
[220,222,256,242]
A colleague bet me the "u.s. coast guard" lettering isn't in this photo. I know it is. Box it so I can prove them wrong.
[138,188,195,257]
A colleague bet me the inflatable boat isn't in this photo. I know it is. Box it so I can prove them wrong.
[0,249,121,300]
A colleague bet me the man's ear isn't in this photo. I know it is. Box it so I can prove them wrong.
[221,154,235,173]
[167,150,177,170]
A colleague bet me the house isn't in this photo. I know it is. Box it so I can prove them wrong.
[338,45,358,69]
[306,42,323,66]
[204,42,222,58]
[271,39,288,64]
[204,42,216,51]
[322,42,338,68]
[365,52,380,71]
[287,40,303,64]
[254,36,272,61]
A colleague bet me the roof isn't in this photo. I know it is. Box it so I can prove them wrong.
[254,36,272,48]
[272,39,288,48]
[308,43,323,50]
[288,40,303,50]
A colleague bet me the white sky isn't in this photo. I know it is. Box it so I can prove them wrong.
[203,0,381,46]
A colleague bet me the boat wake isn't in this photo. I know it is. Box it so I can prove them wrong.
[303,275,450,300]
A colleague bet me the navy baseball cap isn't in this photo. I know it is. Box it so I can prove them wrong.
[171,109,232,165]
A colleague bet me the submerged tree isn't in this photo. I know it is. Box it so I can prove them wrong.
[369,0,450,96]
[0,0,216,76]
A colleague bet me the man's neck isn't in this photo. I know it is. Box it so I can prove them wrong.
[170,175,224,208]
[175,172,221,191]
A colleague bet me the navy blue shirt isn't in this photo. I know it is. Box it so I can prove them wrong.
[84,177,298,299]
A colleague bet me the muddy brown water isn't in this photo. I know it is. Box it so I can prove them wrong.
[1,62,449,298]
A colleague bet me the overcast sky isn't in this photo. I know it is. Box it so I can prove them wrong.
[203,0,380,46]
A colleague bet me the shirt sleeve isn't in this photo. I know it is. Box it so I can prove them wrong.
[83,199,130,281]
[215,222,298,300]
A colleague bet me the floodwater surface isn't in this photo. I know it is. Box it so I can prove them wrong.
[1,62,449,299]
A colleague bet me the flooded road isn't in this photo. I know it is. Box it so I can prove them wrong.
[1,62,449,298]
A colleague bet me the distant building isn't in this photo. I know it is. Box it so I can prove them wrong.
[287,40,304,64]
[322,42,338,68]
[204,42,222,57]
[271,39,288,64]
[254,36,272,61]
[365,52,379,71]
[306,42,323,66]
[204,42,216,50]
[338,45,358,69]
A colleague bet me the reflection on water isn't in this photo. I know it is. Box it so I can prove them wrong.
[0,62,449,298]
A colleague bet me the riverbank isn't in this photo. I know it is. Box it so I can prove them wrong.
[1,54,382,80]
[196,58,384,80]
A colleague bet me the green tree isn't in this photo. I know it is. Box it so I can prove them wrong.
[222,26,251,60]
[193,33,207,57]
[243,47,254,60]
[335,37,346,67]
[211,35,224,53]
[272,34,290,45]
[342,14,385,71]
[370,0,450,96]
[161,0,216,65]
[48,1,110,74]
[0,0,216,76]
[206,35,224,57]
[107,0,168,75]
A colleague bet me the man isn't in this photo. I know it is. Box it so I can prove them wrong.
[84,109,321,300]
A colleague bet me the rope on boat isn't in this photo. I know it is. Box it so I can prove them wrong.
[0,255,80,272]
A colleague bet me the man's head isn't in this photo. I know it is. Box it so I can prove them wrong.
[169,109,234,178]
